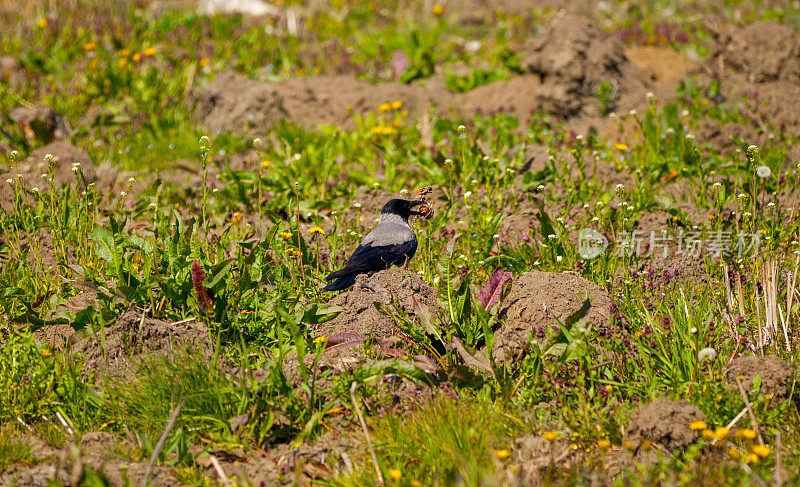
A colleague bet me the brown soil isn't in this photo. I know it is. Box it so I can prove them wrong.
[700,19,800,138]
[626,46,697,83]
[709,21,800,84]
[0,141,99,211]
[9,105,72,142]
[38,309,212,376]
[604,445,661,478]
[193,72,450,134]
[212,429,360,486]
[459,14,651,122]
[13,227,73,274]
[624,398,706,453]
[0,431,181,487]
[512,433,585,478]
[3,422,362,487]
[313,267,440,341]
[726,355,795,400]
[492,270,612,362]
[0,55,27,95]
[193,16,701,137]
[520,14,649,118]
[497,197,539,242]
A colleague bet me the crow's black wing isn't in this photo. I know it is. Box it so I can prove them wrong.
[325,240,417,281]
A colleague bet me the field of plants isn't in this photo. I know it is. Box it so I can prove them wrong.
[1,0,799,485]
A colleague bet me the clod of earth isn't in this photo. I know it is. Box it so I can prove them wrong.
[37,309,212,378]
[492,270,612,362]
[625,398,707,453]
[314,267,439,340]
[726,355,794,400]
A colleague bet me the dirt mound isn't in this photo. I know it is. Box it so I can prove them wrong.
[40,310,212,376]
[460,14,649,122]
[9,105,72,143]
[625,398,706,452]
[0,55,26,87]
[492,270,611,362]
[2,142,97,204]
[0,431,178,487]
[710,21,800,84]
[222,430,357,486]
[194,72,448,134]
[702,20,800,133]
[313,267,439,340]
[521,15,649,117]
[7,228,75,274]
[512,433,584,477]
[727,355,794,400]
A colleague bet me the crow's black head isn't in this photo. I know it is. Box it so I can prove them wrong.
[380,199,430,219]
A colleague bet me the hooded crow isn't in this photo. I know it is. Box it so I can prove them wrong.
[323,199,432,291]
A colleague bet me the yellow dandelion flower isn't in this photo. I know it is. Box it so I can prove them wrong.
[118,58,128,68]
[119,49,130,57]
[736,429,757,440]
[388,468,402,481]
[542,431,559,442]
[597,438,611,450]
[411,481,422,487]
[378,102,392,112]
[142,47,157,56]
[371,126,397,135]
[727,448,741,460]
[493,449,511,460]
[309,226,325,235]
[391,100,403,110]
[313,336,328,344]
[752,445,770,458]
[613,142,628,151]
[624,440,634,451]
[41,349,53,358]
[280,232,293,240]
[132,53,142,62]
[200,58,210,67]
[261,160,271,168]
[36,18,48,28]
[346,104,353,111]
[715,427,730,440]
[83,42,97,51]
[743,453,759,464]
[640,439,651,451]
[508,465,518,473]
[689,420,707,431]
[701,429,716,441]
[432,4,445,14]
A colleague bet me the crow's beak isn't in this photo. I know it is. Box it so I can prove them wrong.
[410,200,434,220]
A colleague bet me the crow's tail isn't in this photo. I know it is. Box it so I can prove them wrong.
[323,272,358,291]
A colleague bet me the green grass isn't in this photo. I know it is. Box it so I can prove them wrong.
[0,428,37,473]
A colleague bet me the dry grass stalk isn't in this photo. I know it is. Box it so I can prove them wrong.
[351,381,384,486]
[734,377,764,445]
